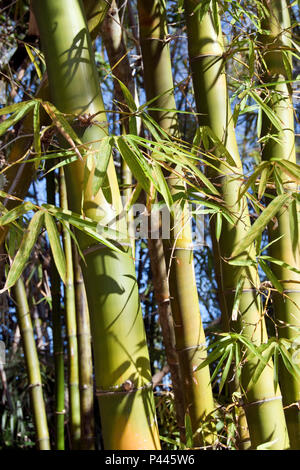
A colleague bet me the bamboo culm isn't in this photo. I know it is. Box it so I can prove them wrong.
[184,0,289,449]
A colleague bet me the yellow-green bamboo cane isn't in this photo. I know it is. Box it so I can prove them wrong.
[46,167,65,450]
[59,167,81,449]
[13,277,50,450]
[73,245,95,450]
[32,0,160,449]
[138,0,216,445]
[0,1,111,249]
[184,0,289,449]
[260,0,300,449]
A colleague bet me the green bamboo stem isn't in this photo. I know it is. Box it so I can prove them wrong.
[59,167,81,449]
[46,168,65,450]
[260,0,300,449]
[184,0,289,449]
[13,277,50,450]
[73,245,95,450]
[32,0,160,450]
[0,1,111,249]
[138,0,216,445]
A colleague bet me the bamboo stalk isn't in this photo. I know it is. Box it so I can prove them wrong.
[59,167,81,449]
[73,245,95,450]
[137,0,216,445]
[46,168,65,450]
[184,0,289,449]
[260,0,300,449]
[13,277,50,450]
[32,0,160,450]
[0,1,111,249]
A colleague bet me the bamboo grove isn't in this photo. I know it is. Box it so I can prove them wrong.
[0,0,299,450]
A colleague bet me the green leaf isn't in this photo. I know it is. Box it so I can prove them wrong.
[200,126,237,167]
[258,166,269,200]
[25,44,43,80]
[92,136,113,196]
[238,161,270,201]
[215,212,222,242]
[250,90,282,131]
[231,193,291,258]
[117,137,151,193]
[0,202,35,226]
[185,414,193,449]
[275,160,300,185]
[0,101,36,137]
[33,102,41,168]
[250,341,276,385]
[151,163,173,210]
[44,213,66,284]
[260,255,300,276]
[259,259,283,293]
[113,76,137,112]
[2,211,44,292]
[43,204,126,254]
[219,346,234,394]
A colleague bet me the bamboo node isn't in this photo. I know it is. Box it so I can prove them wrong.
[241,395,282,408]
[176,343,207,354]
[28,382,42,389]
[55,409,66,415]
[95,381,152,396]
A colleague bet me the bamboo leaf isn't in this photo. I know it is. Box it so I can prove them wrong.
[0,101,36,137]
[0,202,35,226]
[250,91,282,131]
[114,76,137,112]
[219,346,234,394]
[42,101,83,161]
[238,161,270,201]
[274,160,300,185]
[210,347,230,384]
[117,137,151,193]
[43,204,126,253]
[1,211,44,292]
[44,213,66,284]
[250,341,276,385]
[151,163,173,210]
[258,167,269,200]
[231,193,291,258]
[215,212,222,242]
[260,255,300,276]
[25,44,43,80]
[33,102,41,168]
[200,126,237,167]
[92,136,113,196]
[259,259,283,293]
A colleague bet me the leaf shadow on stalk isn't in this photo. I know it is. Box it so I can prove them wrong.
[59,28,100,114]
[61,29,89,86]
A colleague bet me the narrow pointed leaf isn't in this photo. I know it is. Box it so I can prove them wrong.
[232,193,291,258]
[2,210,44,291]
[44,213,66,284]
